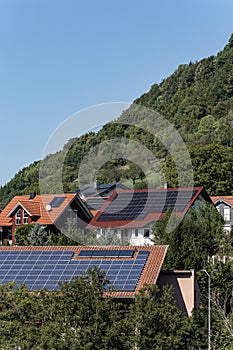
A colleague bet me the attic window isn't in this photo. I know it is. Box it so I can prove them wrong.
[224,206,230,221]
[15,210,21,225]
[23,210,29,224]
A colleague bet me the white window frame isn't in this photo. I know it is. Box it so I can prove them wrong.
[121,229,130,243]
[224,206,230,222]
[23,210,29,224]
[15,209,21,225]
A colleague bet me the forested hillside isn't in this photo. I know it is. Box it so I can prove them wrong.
[1,34,233,209]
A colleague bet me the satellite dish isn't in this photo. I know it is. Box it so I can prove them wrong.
[46,204,52,212]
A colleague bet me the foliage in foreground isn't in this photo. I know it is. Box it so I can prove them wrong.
[0,268,189,350]
[153,202,225,270]
[0,264,233,349]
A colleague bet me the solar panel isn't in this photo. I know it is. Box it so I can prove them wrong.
[0,249,150,292]
[91,250,107,257]
[49,196,66,208]
[78,249,135,258]
[96,190,197,222]
[118,250,134,257]
[105,250,120,257]
[79,250,93,257]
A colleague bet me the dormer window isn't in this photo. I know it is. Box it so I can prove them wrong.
[15,210,21,225]
[23,210,29,224]
[224,206,230,221]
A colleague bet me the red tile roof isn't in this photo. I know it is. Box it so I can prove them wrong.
[88,187,208,228]
[211,196,233,207]
[0,245,168,298]
[0,194,78,227]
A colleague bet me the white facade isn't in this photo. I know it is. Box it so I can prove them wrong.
[97,226,154,246]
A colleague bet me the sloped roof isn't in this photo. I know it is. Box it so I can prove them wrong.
[88,187,208,228]
[0,245,168,298]
[83,197,108,216]
[211,196,233,207]
[7,200,41,217]
[76,182,129,198]
[0,194,80,227]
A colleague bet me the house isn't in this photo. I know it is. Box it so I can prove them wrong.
[0,192,92,245]
[88,187,212,245]
[76,181,129,199]
[0,245,199,316]
[157,270,199,316]
[210,196,233,231]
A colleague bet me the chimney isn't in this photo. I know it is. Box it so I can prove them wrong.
[94,179,99,189]
[29,192,36,200]
[164,183,169,189]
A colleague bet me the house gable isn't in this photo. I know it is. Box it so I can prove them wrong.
[211,196,233,230]
[0,193,93,243]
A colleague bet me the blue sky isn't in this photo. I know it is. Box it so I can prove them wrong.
[0,0,233,186]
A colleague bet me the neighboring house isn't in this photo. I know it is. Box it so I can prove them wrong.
[157,270,199,316]
[0,245,199,316]
[211,196,233,231]
[83,196,109,216]
[0,192,92,245]
[88,187,212,245]
[76,181,129,199]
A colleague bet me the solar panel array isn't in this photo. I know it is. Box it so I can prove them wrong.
[0,249,150,292]
[79,249,134,258]
[97,190,197,222]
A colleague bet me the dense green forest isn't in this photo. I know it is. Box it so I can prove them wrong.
[1,35,233,208]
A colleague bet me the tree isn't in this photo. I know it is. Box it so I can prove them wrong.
[61,219,98,245]
[153,202,224,270]
[29,224,53,246]
[0,268,130,350]
[14,224,34,245]
[127,284,189,350]
[96,228,122,246]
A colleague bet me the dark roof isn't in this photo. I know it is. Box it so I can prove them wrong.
[85,197,108,211]
[88,187,209,228]
[0,245,168,298]
[76,183,129,198]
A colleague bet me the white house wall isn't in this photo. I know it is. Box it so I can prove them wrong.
[97,226,154,246]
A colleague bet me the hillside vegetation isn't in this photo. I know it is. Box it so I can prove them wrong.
[1,35,233,208]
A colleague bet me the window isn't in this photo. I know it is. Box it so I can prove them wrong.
[135,229,138,237]
[15,209,21,225]
[224,206,230,221]
[23,210,29,224]
[8,229,12,244]
[121,229,130,243]
[143,229,150,238]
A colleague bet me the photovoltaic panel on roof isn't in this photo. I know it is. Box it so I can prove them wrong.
[79,250,93,257]
[118,250,134,257]
[96,190,197,222]
[78,249,135,258]
[0,249,150,292]
[49,196,66,208]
